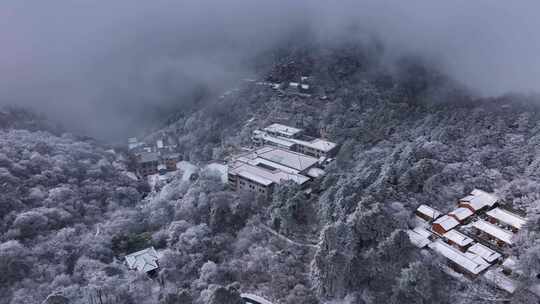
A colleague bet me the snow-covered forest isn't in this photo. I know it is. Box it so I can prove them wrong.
[2,42,540,304]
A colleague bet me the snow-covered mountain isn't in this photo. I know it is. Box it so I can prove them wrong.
[2,43,540,304]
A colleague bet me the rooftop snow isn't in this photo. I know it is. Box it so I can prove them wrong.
[486,208,527,230]
[254,146,318,171]
[433,215,459,231]
[230,160,310,186]
[449,207,474,221]
[237,170,274,186]
[443,229,474,247]
[125,247,159,273]
[472,220,514,245]
[467,243,502,263]
[416,204,442,220]
[407,227,432,248]
[287,137,337,152]
[459,189,499,211]
[264,123,303,137]
[429,240,490,275]
[484,268,518,293]
[413,226,433,238]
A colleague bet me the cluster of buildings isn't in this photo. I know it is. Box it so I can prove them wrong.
[408,189,529,294]
[128,137,180,177]
[228,123,337,197]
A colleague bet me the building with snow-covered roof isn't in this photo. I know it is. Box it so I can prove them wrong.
[252,130,296,149]
[415,205,442,222]
[429,240,490,277]
[466,243,502,263]
[449,207,474,223]
[137,152,160,176]
[458,189,499,212]
[227,146,316,197]
[156,139,164,149]
[486,208,527,232]
[162,153,180,171]
[484,268,518,294]
[264,123,303,138]
[241,293,274,304]
[253,125,338,158]
[407,226,433,248]
[432,215,460,235]
[307,167,326,179]
[443,229,474,250]
[125,247,159,274]
[247,146,319,172]
[287,137,338,158]
[472,219,515,247]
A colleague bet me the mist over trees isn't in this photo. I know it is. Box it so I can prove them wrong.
[2,39,540,304]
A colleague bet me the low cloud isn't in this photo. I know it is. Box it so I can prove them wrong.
[1,0,539,140]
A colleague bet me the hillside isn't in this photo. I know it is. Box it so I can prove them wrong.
[2,43,540,304]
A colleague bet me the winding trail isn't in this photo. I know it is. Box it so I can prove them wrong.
[258,224,318,250]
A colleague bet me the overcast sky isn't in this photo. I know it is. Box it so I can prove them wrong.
[1,1,539,140]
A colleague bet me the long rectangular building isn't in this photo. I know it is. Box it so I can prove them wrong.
[466,243,502,263]
[458,189,499,212]
[486,208,526,232]
[429,240,490,277]
[472,220,515,247]
[228,146,318,197]
[253,124,338,158]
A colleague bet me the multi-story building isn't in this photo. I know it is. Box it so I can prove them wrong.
[138,152,160,176]
[227,146,320,197]
[252,123,338,159]
[130,137,181,177]
[162,153,180,171]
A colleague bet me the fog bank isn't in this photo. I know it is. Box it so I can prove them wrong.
[1,0,539,140]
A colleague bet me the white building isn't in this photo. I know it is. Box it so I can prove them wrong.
[125,247,159,273]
